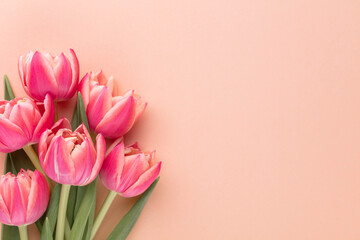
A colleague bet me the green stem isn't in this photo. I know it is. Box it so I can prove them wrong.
[90,191,117,240]
[56,184,71,240]
[22,145,53,191]
[18,225,28,240]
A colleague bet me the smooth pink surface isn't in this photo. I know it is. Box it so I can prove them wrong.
[0,0,360,239]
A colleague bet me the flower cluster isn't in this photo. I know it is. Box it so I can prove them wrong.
[0,49,161,240]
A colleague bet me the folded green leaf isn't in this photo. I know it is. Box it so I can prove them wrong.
[83,193,96,240]
[69,179,97,240]
[107,178,160,240]
[66,186,77,227]
[71,100,79,131]
[74,185,87,218]
[4,75,15,100]
[77,93,90,131]
[42,183,61,237]
[41,218,53,240]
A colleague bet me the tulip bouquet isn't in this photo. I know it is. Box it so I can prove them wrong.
[0,49,161,240]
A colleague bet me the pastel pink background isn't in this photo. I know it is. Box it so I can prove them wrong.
[0,0,360,239]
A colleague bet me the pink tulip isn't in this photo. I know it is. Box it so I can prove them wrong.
[100,140,161,197]
[39,118,106,186]
[79,71,147,139]
[0,94,54,153]
[0,169,50,226]
[19,49,79,101]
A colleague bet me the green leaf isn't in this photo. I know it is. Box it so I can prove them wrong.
[77,93,90,131]
[82,188,97,240]
[69,179,97,240]
[106,178,160,240]
[74,185,86,218]
[66,186,77,227]
[41,218,53,240]
[70,100,79,131]
[4,75,15,100]
[10,149,35,172]
[43,183,61,235]
[1,224,20,240]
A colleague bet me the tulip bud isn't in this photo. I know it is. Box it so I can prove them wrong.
[0,169,50,226]
[19,49,79,101]
[79,71,147,139]
[100,141,161,197]
[39,118,106,186]
[0,94,54,153]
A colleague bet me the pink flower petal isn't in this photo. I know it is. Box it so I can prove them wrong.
[32,94,55,143]
[95,93,136,138]
[54,53,72,99]
[66,49,80,99]
[100,142,125,191]
[0,116,28,152]
[28,52,58,101]
[122,162,161,197]
[10,178,27,225]
[79,73,90,110]
[26,171,49,224]
[85,134,105,185]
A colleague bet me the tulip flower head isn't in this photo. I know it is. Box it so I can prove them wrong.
[39,118,106,186]
[0,169,50,226]
[100,141,161,197]
[79,71,147,139]
[19,49,79,101]
[0,94,54,153]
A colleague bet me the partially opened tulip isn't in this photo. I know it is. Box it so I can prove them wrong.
[19,49,79,101]
[0,94,54,153]
[39,118,106,240]
[91,141,161,239]
[0,169,50,226]
[79,71,147,139]
[100,141,161,197]
[39,118,106,186]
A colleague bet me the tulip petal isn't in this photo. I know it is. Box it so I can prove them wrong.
[26,171,49,224]
[95,93,136,138]
[85,134,106,185]
[117,155,145,193]
[66,49,80,99]
[71,139,94,185]
[79,73,90,110]
[122,162,161,197]
[133,94,147,122]
[87,85,112,131]
[15,173,31,219]
[32,94,55,143]
[43,136,76,184]
[0,193,11,225]
[54,53,72,99]
[105,137,123,157]
[100,142,125,191]
[19,52,34,96]
[10,178,27,225]
[9,100,39,140]
[0,116,28,151]
[28,52,58,100]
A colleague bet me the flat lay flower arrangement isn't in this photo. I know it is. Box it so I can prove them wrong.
[0,49,161,240]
